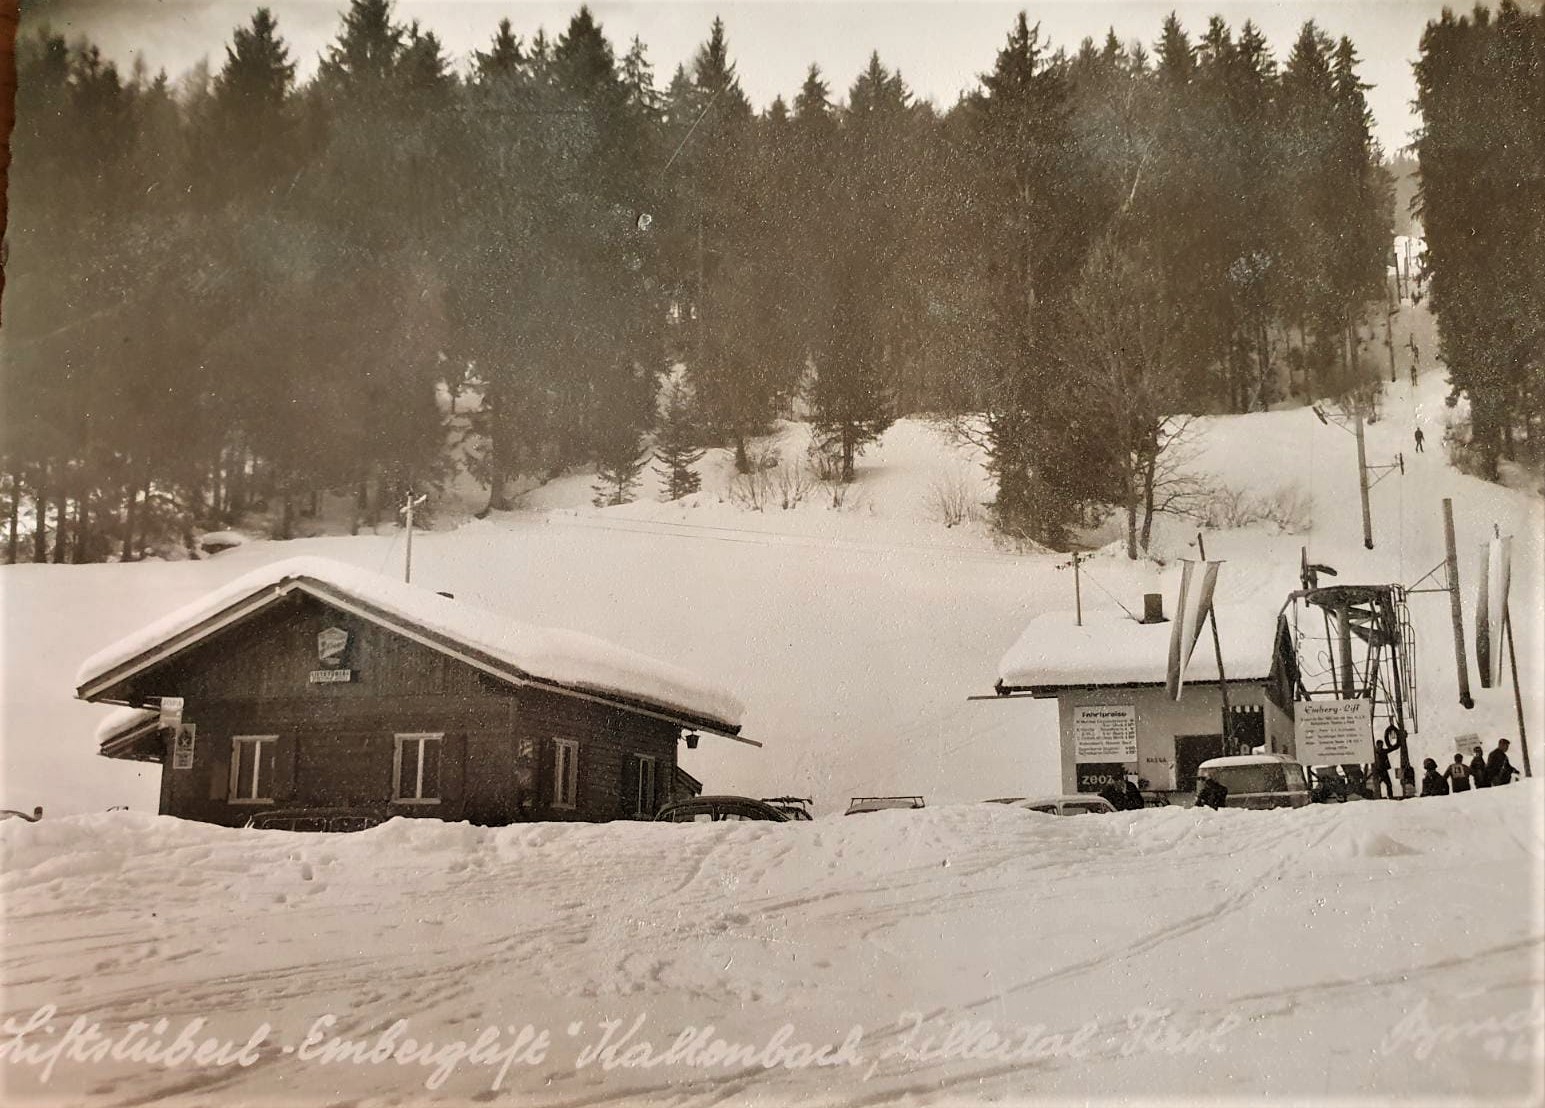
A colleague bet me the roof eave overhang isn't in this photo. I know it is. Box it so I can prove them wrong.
[991,676,1270,697]
[99,721,166,762]
[78,577,755,746]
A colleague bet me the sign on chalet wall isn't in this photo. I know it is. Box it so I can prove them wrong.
[1073,704,1138,762]
[171,724,197,770]
[310,626,354,684]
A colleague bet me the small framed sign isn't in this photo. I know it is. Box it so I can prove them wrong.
[171,724,197,770]
[159,696,184,729]
[309,669,354,684]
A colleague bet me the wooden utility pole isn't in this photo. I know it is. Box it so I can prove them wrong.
[1504,612,1532,778]
[400,492,427,585]
[1197,533,1234,751]
[1355,415,1373,550]
[1441,498,1474,710]
[1072,551,1082,627]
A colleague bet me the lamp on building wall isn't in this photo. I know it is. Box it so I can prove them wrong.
[684,733,699,750]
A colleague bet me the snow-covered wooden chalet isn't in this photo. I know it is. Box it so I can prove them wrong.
[78,557,750,827]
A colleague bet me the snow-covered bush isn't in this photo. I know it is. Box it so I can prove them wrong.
[1194,483,1313,534]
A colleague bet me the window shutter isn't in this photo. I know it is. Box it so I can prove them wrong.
[621,755,637,819]
[271,735,297,801]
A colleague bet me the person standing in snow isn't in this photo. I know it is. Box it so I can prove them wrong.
[1443,753,1471,793]
[1470,744,1491,788]
[1419,759,1449,797]
[1372,732,1396,799]
[1414,426,1425,453]
[1123,774,1145,812]
[1486,739,1518,787]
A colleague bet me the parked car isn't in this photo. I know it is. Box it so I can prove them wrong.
[655,796,792,823]
[1308,765,1368,803]
[760,796,814,821]
[244,808,386,832]
[845,796,925,815]
[1196,754,1312,810]
[1009,795,1118,816]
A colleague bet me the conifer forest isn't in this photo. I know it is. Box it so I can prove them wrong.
[2,1,1541,562]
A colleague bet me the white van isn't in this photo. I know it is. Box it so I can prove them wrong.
[1196,754,1311,809]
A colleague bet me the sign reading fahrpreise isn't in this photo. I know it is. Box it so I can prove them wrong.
[1073,705,1138,761]
[1295,699,1374,764]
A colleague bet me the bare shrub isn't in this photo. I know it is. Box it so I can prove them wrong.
[726,444,787,512]
[774,460,816,510]
[806,441,844,484]
[927,467,982,528]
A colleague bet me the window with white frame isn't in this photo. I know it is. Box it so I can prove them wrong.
[229,735,278,804]
[634,755,658,817]
[394,733,444,804]
[553,738,579,809]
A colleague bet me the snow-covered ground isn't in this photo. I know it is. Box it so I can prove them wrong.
[2,300,1542,1102]
[2,788,1541,1104]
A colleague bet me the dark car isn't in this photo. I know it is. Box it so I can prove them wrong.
[845,796,925,815]
[760,796,814,821]
[244,808,386,832]
[655,796,792,823]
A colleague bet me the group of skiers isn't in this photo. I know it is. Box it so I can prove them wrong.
[1420,739,1521,797]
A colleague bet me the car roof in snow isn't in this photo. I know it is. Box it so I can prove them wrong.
[75,556,745,735]
[996,601,1279,692]
[1199,754,1301,769]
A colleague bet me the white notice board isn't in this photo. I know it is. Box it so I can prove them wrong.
[1295,700,1374,764]
[1073,705,1138,762]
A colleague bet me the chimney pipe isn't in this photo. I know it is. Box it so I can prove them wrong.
[1143,593,1166,624]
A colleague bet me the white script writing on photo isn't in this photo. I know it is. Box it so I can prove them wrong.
[1379,998,1544,1063]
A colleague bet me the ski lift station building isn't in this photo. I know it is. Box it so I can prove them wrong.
[77,557,748,828]
[993,593,1294,799]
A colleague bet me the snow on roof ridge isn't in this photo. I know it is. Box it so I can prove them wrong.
[75,556,744,730]
[997,601,1279,690]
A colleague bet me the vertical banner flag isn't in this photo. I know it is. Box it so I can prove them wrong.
[1166,559,1220,700]
[1475,535,1512,689]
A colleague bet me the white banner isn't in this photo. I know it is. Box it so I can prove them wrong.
[1476,536,1512,689]
[1166,560,1220,701]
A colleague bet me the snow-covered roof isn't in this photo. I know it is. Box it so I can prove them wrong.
[997,604,1278,692]
[76,557,744,734]
[94,707,158,745]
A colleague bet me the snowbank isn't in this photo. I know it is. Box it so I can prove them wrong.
[2,785,1539,1104]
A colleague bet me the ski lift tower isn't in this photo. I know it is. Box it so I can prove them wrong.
[1281,559,1420,786]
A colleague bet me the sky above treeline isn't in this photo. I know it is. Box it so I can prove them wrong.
[23,0,1454,154]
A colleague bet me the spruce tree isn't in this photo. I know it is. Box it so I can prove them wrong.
[653,380,706,500]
